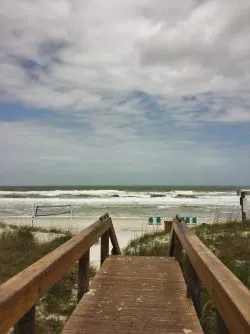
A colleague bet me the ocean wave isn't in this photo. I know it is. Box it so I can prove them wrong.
[175,194,197,199]
[0,193,103,199]
[150,194,166,198]
[0,195,240,208]
[0,189,240,213]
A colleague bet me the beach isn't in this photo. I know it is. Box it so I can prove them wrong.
[0,185,249,266]
[0,215,165,267]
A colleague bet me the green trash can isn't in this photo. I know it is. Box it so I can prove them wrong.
[148,217,154,225]
[156,217,161,225]
[185,217,190,224]
[192,217,197,224]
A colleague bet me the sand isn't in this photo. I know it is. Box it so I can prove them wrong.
[0,216,165,267]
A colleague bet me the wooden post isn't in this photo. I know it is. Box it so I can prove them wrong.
[164,220,173,233]
[168,228,182,263]
[185,255,201,318]
[173,233,182,265]
[78,250,90,302]
[14,306,36,334]
[109,224,121,255]
[101,230,109,266]
[240,192,247,224]
[216,310,230,334]
[168,228,176,257]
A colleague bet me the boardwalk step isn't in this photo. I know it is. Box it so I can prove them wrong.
[63,256,203,333]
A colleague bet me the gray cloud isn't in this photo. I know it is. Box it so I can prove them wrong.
[0,0,250,184]
[1,0,250,114]
[0,120,243,185]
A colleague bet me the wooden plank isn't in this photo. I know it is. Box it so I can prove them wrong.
[78,250,90,302]
[0,215,112,334]
[100,230,109,266]
[173,220,250,334]
[99,212,109,221]
[164,220,173,233]
[240,192,247,223]
[108,219,121,255]
[184,255,201,318]
[62,256,203,333]
[14,306,36,334]
[216,310,230,334]
[174,232,182,264]
[168,227,176,257]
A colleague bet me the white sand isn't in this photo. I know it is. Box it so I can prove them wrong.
[0,216,165,267]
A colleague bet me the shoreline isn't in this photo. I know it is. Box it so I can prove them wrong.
[0,216,165,267]
[0,214,241,267]
[0,214,239,227]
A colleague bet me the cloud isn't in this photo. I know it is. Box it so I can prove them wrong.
[0,0,250,184]
[1,114,249,185]
[0,0,250,117]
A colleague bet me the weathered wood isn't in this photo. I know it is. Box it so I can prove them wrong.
[168,227,176,257]
[100,230,109,266]
[216,310,230,334]
[14,306,36,334]
[184,254,201,318]
[168,227,182,262]
[172,220,250,334]
[62,256,203,333]
[240,191,247,223]
[99,212,109,221]
[108,220,121,255]
[174,232,182,264]
[0,214,113,334]
[78,250,90,302]
[164,220,173,233]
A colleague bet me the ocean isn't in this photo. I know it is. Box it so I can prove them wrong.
[0,185,248,222]
[1,185,249,265]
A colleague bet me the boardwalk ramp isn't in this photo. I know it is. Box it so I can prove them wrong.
[63,256,203,334]
[1,214,250,334]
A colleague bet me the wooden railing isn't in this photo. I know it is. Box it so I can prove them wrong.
[0,213,120,334]
[168,219,250,334]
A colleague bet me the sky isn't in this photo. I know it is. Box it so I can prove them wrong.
[0,0,250,186]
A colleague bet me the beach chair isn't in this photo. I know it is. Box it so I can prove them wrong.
[156,217,161,225]
[192,217,197,224]
[148,217,154,225]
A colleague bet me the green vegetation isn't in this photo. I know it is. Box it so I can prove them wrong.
[0,223,96,334]
[193,221,250,333]
[123,230,169,256]
[0,221,7,228]
[123,221,250,334]
[0,226,73,284]
[194,221,250,288]
[0,221,71,234]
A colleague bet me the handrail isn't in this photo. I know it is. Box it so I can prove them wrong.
[169,219,250,334]
[0,213,120,334]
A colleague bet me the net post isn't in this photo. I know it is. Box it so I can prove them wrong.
[33,205,72,228]
[69,204,73,227]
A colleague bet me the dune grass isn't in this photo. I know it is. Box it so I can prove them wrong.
[193,221,250,333]
[194,221,250,289]
[0,224,96,334]
[123,230,170,256]
[0,227,73,284]
[0,221,70,234]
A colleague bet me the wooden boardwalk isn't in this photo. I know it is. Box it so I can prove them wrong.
[1,215,250,334]
[62,256,203,333]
